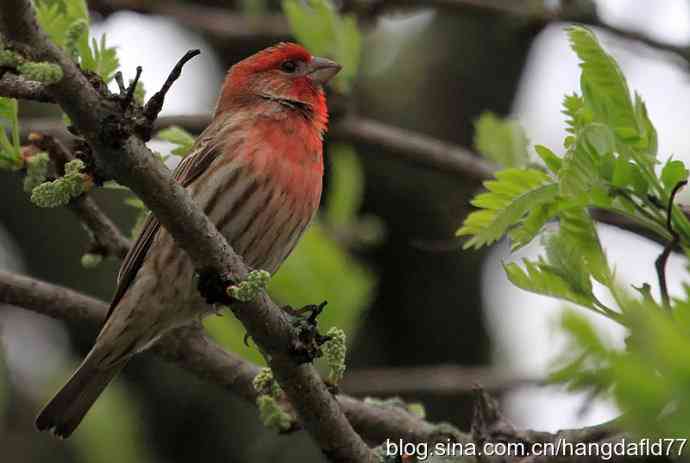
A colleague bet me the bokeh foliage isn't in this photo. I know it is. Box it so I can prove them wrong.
[460,25,690,442]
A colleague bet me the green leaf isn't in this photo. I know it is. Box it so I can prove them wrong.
[35,0,89,48]
[634,93,657,156]
[282,0,361,93]
[0,97,18,124]
[473,112,529,168]
[560,310,608,354]
[35,1,74,48]
[611,158,647,194]
[156,126,196,157]
[562,93,589,137]
[534,144,562,174]
[504,259,596,309]
[507,201,560,250]
[35,0,120,83]
[567,26,640,144]
[548,351,589,385]
[559,123,614,198]
[64,18,88,59]
[661,159,689,192]
[458,168,559,249]
[90,35,120,82]
[558,207,611,285]
[543,230,593,297]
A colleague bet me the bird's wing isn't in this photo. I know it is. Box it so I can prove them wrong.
[103,121,225,325]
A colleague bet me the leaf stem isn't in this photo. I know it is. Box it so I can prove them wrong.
[656,180,687,310]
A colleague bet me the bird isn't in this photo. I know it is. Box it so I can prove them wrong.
[35,42,341,438]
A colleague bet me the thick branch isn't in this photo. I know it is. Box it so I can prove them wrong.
[0,3,373,461]
[0,72,54,102]
[0,270,441,444]
[469,389,656,463]
[341,365,540,397]
[331,115,495,179]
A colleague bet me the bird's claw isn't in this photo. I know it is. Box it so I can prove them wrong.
[284,301,330,364]
[195,269,236,305]
[283,300,328,323]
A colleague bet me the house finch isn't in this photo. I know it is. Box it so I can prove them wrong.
[36,43,341,437]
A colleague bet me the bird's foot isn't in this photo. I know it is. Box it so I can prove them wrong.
[195,269,236,305]
[284,301,331,364]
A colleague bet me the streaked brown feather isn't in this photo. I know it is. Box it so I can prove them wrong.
[104,116,230,325]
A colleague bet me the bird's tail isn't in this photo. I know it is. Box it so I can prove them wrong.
[35,348,125,438]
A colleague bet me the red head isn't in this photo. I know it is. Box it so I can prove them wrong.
[215,43,341,132]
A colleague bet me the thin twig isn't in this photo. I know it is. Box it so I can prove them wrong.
[143,49,200,122]
[70,196,132,259]
[655,180,687,309]
[124,65,142,107]
[27,132,132,259]
[113,71,127,94]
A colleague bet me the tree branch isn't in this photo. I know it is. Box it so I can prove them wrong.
[91,0,290,41]
[331,115,495,180]
[27,132,132,259]
[341,364,541,397]
[0,72,54,102]
[70,196,132,259]
[142,49,200,124]
[0,270,446,444]
[353,0,690,67]
[91,0,690,69]
[469,388,642,463]
[0,2,374,461]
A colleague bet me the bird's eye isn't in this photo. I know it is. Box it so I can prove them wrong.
[281,60,297,73]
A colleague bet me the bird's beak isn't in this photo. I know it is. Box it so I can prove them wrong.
[307,56,342,85]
